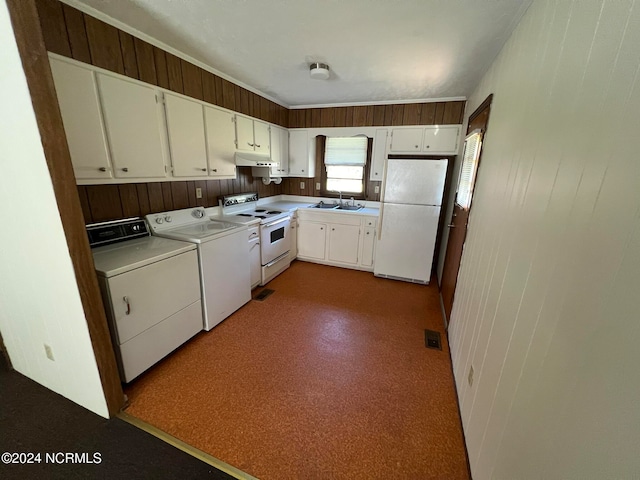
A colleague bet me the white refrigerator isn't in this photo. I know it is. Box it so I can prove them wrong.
[373,158,447,284]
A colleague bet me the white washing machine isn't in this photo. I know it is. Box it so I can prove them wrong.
[89,218,203,383]
[146,207,251,331]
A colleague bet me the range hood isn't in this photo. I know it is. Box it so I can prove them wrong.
[234,151,276,167]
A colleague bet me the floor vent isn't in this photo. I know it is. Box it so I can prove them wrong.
[253,289,274,301]
[425,330,442,350]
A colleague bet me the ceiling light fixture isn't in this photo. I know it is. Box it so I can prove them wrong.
[309,62,330,80]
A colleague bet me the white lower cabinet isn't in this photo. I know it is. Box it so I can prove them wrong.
[328,224,360,264]
[297,221,326,260]
[289,214,298,261]
[248,226,261,288]
[297,210,377,271]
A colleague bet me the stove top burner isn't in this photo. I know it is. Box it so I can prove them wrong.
[254,215,267,219]
[255,209,267,213]
[266,211,281,214]
[237,213,253,217]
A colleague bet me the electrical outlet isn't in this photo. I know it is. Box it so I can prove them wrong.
[44,344,55,361]
[374,185,380,194]
[300,181,305,189]
[315,182,321,190]
[468,365,474,387]
[195,187,203,199]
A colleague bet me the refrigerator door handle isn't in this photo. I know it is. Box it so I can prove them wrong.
[378,202,384,240]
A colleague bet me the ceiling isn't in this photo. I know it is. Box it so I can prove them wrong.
[64,0,532,108]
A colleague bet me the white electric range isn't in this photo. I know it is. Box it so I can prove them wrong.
[208,192,292,285]
[146,207,250,331]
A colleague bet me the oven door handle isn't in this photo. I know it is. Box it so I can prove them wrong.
[264,251,290,268]
[262,217,290,228]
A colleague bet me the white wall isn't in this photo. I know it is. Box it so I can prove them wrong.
[0,0,108,418]
[449,0,640,478]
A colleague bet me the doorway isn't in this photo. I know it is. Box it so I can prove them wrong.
[440,94,492,325]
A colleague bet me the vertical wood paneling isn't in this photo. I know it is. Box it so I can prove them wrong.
[402,103,420,124]
[76,186,92,223]
[420,103,437,124]
[84,15,124,74]
[161,183,173,210]
[373,105,385,125]
[62,4,90,63]
[383,105,394,125]
[86,185,122,221]
[181,59,203,100]
[222,78,236,110]
[214,76,224,107]
[118,184,140,217]
[135,183,151,216]
[391,104,404,125]
[202,71,217,104]
[118,31,138,79]
[134,38,156,85]
[146,183,164,212]
[352,106,368,126]
[153,47,169,89]
[35,0,70,56]
[443,101,465,124]
[434,102,446,124]
[320,108,335,126]
[165,53,183,93]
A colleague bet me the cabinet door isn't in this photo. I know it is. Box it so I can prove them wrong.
[235,115,255,152]
[289,130,313,177]
[269,125,282,176]
[422,126,460,153]
[297,221,326,260]
[361,227,375,267]
[389,128,423,152]
[370,128,388,181]
[279,127,290,175]
[205,106,237,177]
[97,73,167,178]
[49,58,112,180]
[249,237,261,288]
[253,120,271,154]
[328,224,360,265]
[289,217,298,261]
[164,93,208,177]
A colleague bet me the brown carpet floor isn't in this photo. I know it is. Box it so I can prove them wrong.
[124,261,470,480]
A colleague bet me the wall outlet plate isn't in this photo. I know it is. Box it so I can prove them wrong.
[374,185,380,194]
[195,187,203,199]
[300,181,305,189]
[44,344,54,361]
[316,182,321,190]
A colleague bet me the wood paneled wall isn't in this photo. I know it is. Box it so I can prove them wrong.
[35,0,465,219]
[289,101,465,128]
[77,168,281,223]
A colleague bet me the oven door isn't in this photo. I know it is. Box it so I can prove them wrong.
[260,216,290,265]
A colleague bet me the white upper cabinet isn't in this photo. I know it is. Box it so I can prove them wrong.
[49,57,112,180]
[289,129,315,178]
[204,106,237,177]
[164,93,208,177]
[270,125,289,176]
[389,128,423,152]
[422,126,460,153]
[97,73,167,179]
[370,129,388,181]
[235,115,270,154]
[389,126,461,154]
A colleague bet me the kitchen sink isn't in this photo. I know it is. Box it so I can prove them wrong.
[312,202,339,209]
[336,205,364,211]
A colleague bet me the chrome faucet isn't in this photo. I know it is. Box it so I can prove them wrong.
[337,190,343,206]
[350,197,355,206]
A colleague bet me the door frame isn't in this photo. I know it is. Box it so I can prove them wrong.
[440,94,493,328]
[7,0,124,416]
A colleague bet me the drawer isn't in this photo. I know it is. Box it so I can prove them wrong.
[364,218,377,228]
[106,250,200,344]
[118,300,202,382]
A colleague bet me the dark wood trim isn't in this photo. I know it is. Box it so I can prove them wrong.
[7,0,124,417]
[468,94,493,128]
[318,136,372,201]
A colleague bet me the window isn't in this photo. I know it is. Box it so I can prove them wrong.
[455,131,483,209]
[323,136,368,195]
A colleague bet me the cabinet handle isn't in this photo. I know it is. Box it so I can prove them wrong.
[247,142,254,147]
[211,168,217,172]
[255,143,261,148]
[122,167,129,172]
[366,231,370,235]
[98,167,107,172]
[123,296,131,315]
[200,168,206,171]
[415,145,419,149]
[320,227,323,230]
[301,169,305,172]
[332,228,335,231]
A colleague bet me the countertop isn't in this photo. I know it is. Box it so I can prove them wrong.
[262,199,379,217]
